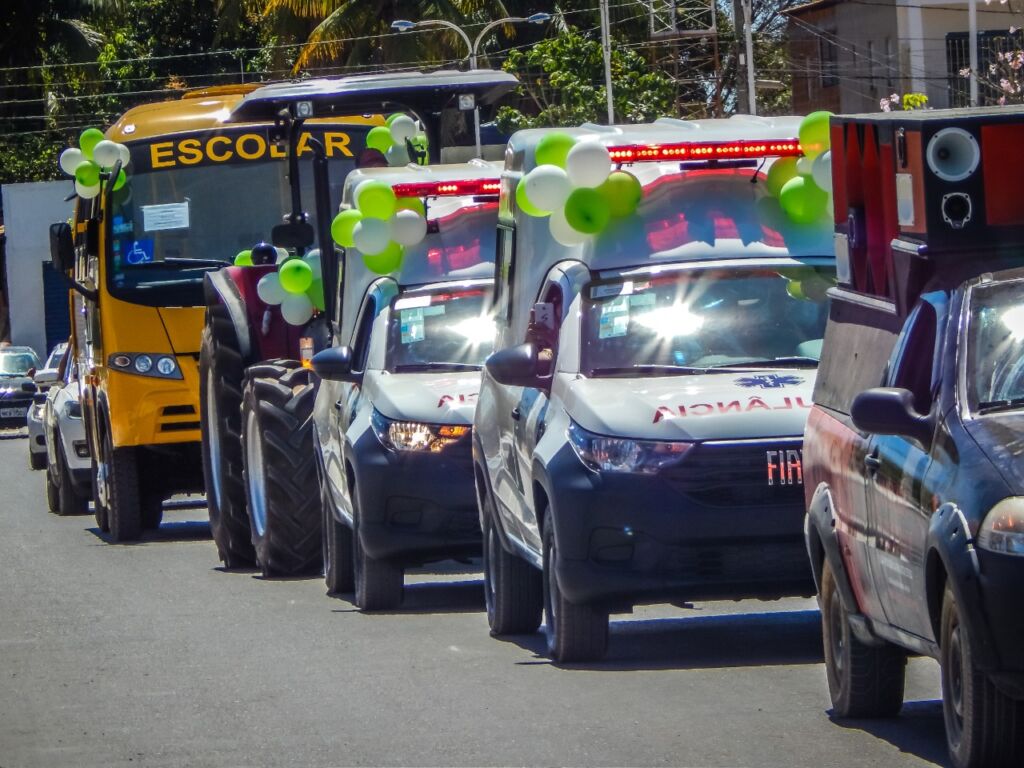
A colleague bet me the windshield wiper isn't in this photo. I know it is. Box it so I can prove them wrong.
[125,258,230,269]
[589,364,731,377]
[392,363,482,373]
[977,397,1024,415]
[710,356,820,369]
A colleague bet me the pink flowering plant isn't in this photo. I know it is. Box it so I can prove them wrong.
[958,24,1024,105]
[879,92,929,112]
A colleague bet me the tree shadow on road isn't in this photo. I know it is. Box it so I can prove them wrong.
[831,699,949,767]
[495,608,825,672]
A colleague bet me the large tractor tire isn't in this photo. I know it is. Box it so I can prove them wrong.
[199,304,255,568]
[240,361,323,577]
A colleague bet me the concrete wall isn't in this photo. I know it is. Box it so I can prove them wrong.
[1,181,75,359]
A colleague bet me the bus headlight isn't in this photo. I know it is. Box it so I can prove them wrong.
[109,353,183,380]
[978,497,1024,556]
[568,420,691,474]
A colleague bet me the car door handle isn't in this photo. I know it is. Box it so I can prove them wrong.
[511,407,521,421]
[334,399,344,410]
[864,452,882,471]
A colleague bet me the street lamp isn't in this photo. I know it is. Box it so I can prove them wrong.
[392,13,552,157]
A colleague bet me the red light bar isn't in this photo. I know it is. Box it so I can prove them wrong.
[391,179,502,198]
[607,139,802,163]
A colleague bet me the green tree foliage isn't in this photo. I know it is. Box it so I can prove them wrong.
[495,28,675,131]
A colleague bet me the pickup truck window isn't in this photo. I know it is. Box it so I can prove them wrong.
[385,287,495,372]
[580,266,833,377]
[966,279,1024,414]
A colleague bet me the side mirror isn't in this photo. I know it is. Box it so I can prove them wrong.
[272,220,315,251]
[33,393,48,406]
[21,381,38,394]
[34,370,59,386]
[485,343,544,388]
[311,346,360,383]
[851,387,933,446]
[49,222,75,273]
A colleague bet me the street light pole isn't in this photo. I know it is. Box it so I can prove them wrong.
[968,0,979,106]
[599,0,615,124]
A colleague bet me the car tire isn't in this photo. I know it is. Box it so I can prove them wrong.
[542,519,608,663]
[821,559,906,718]
[352,497,403,611]
[45,463,60,514]
[90,456,109,533]
[241,361,323,577]
[56,444,88,517]
[30,451,46,471]
[100,419,142,543]
[199,308,255,568]
[322,475,355,594]
[482,498,542,635]
[940,585,1024,768]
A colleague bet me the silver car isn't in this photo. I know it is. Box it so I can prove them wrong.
[43,353,91,516]
[27,343,67,470]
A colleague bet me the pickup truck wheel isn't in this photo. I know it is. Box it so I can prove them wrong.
[483,500,542,635]
[352,499,403,611]
[57,443,88,517]
[821,559,905,717]
[241,362,323,577]
[322,484,354,595]
[542,520,608,662]
[45,462,60,513]
[941,586,1024,768]
[30,451,47,471]
[200,312,255,568]
[100,422,142,543]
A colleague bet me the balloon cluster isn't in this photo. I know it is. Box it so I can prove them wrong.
[330,180,428,276]
[58,128,130,199]
[763,112,834,225]
[515,132,642,246]
[366,114,428,167]
[247,247,326,327]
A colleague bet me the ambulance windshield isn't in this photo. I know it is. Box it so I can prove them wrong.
[581,264,834,377]
[386,287,495,372]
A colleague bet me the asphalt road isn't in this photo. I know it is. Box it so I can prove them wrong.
[0,433,950,768]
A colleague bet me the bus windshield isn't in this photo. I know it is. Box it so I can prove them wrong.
[107,130,353,307]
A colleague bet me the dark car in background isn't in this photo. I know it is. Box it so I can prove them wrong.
[804,269,1024,768]
[0,346,40,430]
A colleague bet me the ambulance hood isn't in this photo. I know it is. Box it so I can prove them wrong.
[366,370,481,425]
[562,368,816,441]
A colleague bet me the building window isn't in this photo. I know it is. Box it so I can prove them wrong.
[820,31,839,87]
[946,29,1024,106]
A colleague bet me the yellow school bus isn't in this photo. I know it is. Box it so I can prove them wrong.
[59,85,378,540]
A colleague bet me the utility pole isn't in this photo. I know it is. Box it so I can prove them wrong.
[968,0,979,106]
[732,0,756,114]
[600,0,615,124]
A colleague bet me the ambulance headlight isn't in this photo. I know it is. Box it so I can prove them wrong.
[370,409,469,453]
[978,497,1024,556]
[568,421,691,474]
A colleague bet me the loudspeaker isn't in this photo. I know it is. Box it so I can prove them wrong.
[925,127,980,182]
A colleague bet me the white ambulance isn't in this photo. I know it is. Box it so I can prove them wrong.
[474,118,836,661]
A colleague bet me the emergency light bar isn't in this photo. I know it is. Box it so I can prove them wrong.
[391,179,501,198]
[607,139,803,163]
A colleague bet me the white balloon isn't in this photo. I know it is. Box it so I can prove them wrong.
[303,250,322,279]
[811,151,833,192]
[523,165,572,212]
[59,148,85,176]
[565,141,611,188]
[549,207,591,247]
[117,142,131,168]
[796,156,815,177]
[389,115,417,143]
[352,217,392,255]
[257,272,286,305]
[385,143,410,166]
[74,180,100,199]
[390,209,427,246]
[274,246,290,263]
[280,293,315,325]
[92,140,121,168]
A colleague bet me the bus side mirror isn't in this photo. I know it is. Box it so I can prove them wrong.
[311,346,361,384]
[50,222,75,273]
[486,343,544,389]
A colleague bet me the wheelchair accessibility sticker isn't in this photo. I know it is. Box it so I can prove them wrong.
[126,239,154,265]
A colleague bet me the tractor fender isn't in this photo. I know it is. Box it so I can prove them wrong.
[204,269,253,362]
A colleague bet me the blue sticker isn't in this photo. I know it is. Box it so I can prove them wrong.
[126,239,154,265]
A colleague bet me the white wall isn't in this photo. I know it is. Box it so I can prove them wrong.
[1,180,75,359]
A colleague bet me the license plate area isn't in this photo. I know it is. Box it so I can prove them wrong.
[766,448,803,486]
[0,407,27,418]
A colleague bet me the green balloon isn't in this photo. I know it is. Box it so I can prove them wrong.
[409,134,429,165]
[563,187,611,235]
[385,113,404,127]
[113,168,128,191]
[395,197,426,217]
[535,132,576,168]
[366,125,394,154]
[799,111,833,159]
[598,171,642,218]
[79,128,105,160]
[766,157,798,198]
[786,281,806,301]
[362,241,403,275]
[75,161,100,187]
[279,258,314,294]
[515,177,548,217]
[234,249,253,267]
[779,175,830,225]
[307,278,325,311]
[356,180,397,220]
[331,209,363,248]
